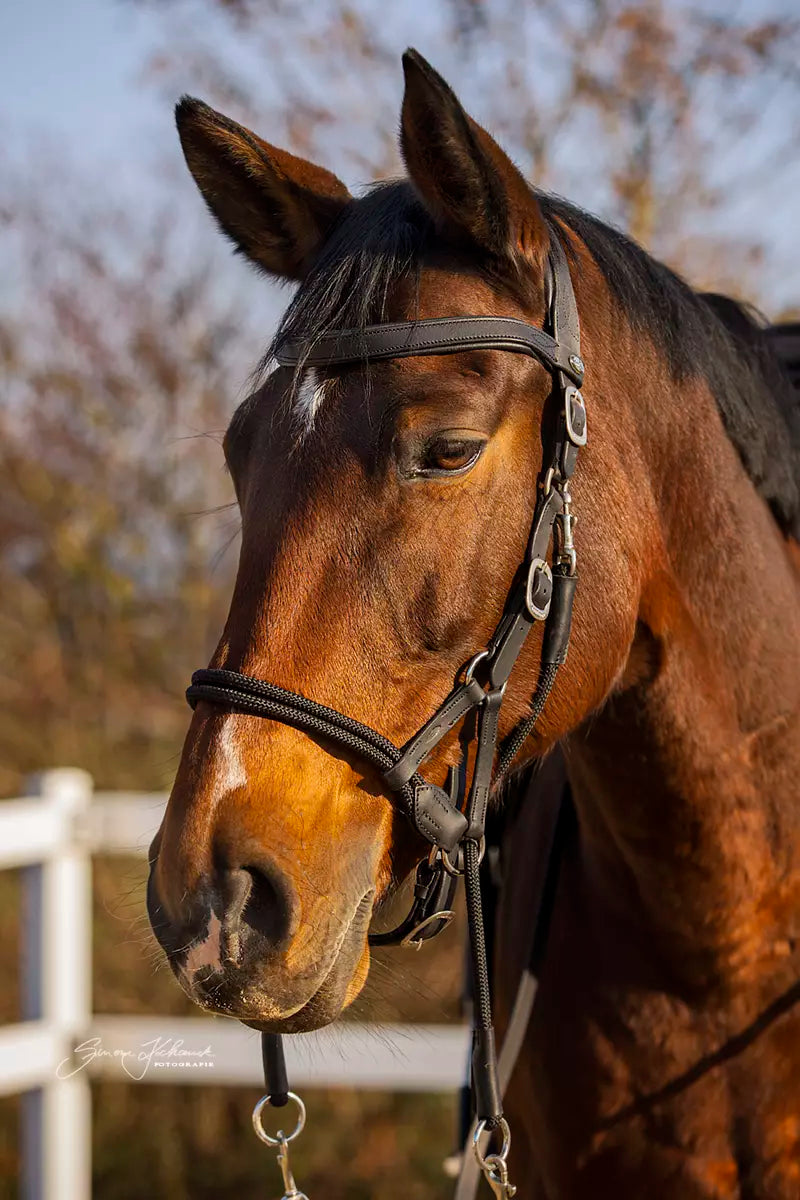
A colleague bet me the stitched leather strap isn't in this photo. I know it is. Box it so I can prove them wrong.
[187,668,468,852]
[548,234,581,375]
[275,315,585,385]
[383,678,486,790]
[464,690,504,840]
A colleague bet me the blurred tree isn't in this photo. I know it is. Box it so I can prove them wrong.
[1,4,798,1196]
[0,185,253,794]
[3,0,797,798]
[134,0,800,300]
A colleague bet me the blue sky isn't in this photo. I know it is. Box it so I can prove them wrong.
[1,0,163,175]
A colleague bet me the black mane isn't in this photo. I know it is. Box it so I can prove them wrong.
[541,194,800,538]
[271,180,800,538]
[270,182,436,360]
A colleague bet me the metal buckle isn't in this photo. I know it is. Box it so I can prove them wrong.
[525,558,553,621]
[400,909,456,950]
[564,386,587,447]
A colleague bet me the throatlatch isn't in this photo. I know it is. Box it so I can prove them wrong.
[188,225,586,1198]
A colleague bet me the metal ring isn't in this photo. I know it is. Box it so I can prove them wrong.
[473,1116,511,1170]
[440,845,465,877]
[437,836,486,878]
[252,1091,306,1147]
[463,649,490,684]
[428,841,463,877]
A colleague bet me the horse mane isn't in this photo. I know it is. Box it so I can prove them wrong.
[269,180,800,539]
[541,194,800,539]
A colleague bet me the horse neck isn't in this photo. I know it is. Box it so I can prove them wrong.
[565,313,800,990]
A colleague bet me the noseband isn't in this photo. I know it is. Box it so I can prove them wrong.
[185,227,586,1177]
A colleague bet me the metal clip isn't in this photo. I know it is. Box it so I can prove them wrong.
[483,1153,517,1199]
[276,1131,309,1200]
[554,503,577,576]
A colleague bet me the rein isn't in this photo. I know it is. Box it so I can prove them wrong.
[186,228,587,1197]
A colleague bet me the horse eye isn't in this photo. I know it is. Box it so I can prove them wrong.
[418,436,484,476]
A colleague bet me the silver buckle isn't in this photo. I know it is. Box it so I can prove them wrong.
[400,909,456,950]
[564,386,587,447]
[525,558,553,621]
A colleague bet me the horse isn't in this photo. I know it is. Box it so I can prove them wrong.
[147,49,800,1198]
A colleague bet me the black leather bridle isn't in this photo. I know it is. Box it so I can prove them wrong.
[185,227,586,1181]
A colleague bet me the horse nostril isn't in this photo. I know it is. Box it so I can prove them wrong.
[225,861,294,956]
[219,867,253,962]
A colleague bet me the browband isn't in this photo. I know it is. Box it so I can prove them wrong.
[275,313,585,387]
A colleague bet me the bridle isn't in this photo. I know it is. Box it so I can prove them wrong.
[186,226,586,1197]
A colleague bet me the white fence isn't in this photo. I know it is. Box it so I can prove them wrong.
[1,769,469,1200]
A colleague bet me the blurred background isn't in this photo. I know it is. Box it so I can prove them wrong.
[1,0,799,1196]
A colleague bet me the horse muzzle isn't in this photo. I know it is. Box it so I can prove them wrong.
[146,854,375,1029]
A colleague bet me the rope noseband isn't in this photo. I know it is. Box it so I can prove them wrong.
[186,227,587,1192]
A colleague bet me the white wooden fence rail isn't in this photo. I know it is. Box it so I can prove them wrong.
[1,769,469,1200]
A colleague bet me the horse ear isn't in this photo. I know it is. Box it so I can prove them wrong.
[175,97,351,281]
[400,50,548,273]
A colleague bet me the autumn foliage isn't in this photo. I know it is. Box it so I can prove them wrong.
[1,1,799,1196]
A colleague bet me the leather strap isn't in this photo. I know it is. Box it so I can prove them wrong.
[276,315,584,386]
[544,232,584,480]
[548,234,581,377]
[456,766,571,1200]
[383,678,486,790]
[464,690,503,840]
[187,668,468,853]
[368,854,459,948]
[485,487,564,689]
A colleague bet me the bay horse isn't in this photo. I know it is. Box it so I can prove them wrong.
[147,50,800,1198]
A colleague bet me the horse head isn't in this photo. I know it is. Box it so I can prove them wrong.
[148,52,665,1031]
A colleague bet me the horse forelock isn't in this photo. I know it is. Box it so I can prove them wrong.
[293,368,329,435]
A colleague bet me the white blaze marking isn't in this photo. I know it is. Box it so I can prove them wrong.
[294,368,328,433]
[217,717,248,794]
[180,720,247,977]
[185,913,223,975]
